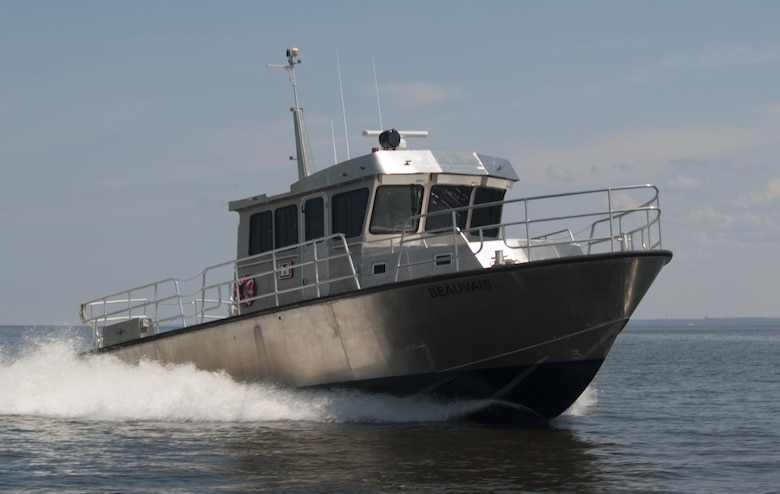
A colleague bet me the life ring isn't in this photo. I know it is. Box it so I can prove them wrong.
[233,274,256,307]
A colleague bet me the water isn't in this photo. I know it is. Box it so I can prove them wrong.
[1,321,778,493]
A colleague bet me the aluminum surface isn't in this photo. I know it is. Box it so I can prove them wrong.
[101,251,670,418]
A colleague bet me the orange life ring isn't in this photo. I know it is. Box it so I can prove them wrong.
[233,275,256,307]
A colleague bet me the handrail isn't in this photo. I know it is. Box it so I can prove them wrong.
[393,184,662,264]
[81,234,360,348]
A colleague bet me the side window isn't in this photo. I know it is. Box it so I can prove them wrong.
[425,185,472,232]
[304,197,325,241]
[369,185,424,234]
[249,211,273,255]
[274,205,298,248]
[471,188,505,238]
[332,188,369,238]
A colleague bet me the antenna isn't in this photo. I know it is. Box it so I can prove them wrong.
[373,58,383,130]
[330,117,337,164]
[337,54,350,160]
[267,47,315,180]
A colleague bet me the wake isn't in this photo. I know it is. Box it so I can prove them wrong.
[0,336,595,423]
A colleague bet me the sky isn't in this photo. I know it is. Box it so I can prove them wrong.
[2,0,780,324]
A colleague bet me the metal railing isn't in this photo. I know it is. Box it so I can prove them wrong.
[81,185,662,348]
[80,234,360,348]
[389,184,663,276]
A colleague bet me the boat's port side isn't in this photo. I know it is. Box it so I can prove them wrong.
[81,184,663,349]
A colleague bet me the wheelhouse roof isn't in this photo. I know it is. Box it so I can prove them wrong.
[228,149,519,212]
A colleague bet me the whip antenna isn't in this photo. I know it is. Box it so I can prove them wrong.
[330,117,337,164]
[373,58,383,130]
[337,54,350,160]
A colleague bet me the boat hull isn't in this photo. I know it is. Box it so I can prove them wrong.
[336,359,606,420]
[98,251,671,419]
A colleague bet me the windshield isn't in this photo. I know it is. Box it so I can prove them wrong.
[369,185,424,234]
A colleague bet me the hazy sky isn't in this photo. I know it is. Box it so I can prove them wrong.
[2,1,780,324]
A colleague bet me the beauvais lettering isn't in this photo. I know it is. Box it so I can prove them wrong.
[428,280,492,298]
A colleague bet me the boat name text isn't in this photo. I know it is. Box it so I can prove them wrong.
[428,280,492,298]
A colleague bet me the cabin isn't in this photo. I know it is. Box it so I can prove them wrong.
[227,132,527,312]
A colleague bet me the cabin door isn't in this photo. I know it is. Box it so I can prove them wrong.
[301,194,330,299]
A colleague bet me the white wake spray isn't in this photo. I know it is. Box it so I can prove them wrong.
[0,336,596,423]
[563,386,598,417]
[0,338,486,423]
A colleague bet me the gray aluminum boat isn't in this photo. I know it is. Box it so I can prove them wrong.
[80,48,672,420]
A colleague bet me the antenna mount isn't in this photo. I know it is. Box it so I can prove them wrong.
[267,48,315,180]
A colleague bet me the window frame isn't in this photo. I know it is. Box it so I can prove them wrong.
[425,184,472,232]
[331,188,370,238]
[470,187,506,238]
[274,204,299,249]
[369,184,424,234]
[248,210,273,255]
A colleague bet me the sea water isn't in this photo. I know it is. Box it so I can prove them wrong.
[1,321,778,493]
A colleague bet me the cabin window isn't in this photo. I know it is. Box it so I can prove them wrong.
[274,205,299,248]
[332,188,369,238]
[304,197,325,241]
[425,185,471,232]
[471,188,506,238]
[369,185,424,234]
[249,211,273,255]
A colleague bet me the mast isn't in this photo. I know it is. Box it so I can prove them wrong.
[267,47,315,180]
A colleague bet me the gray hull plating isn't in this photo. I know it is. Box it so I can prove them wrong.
[100,252,671,417]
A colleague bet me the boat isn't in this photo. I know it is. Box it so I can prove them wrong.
[80,48,672,420]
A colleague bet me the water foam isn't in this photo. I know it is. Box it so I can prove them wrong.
[562,386,598,417]
[0,338,488,423]
[1,336,597,423]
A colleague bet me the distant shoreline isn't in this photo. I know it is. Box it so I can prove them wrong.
[630,317,780,326]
